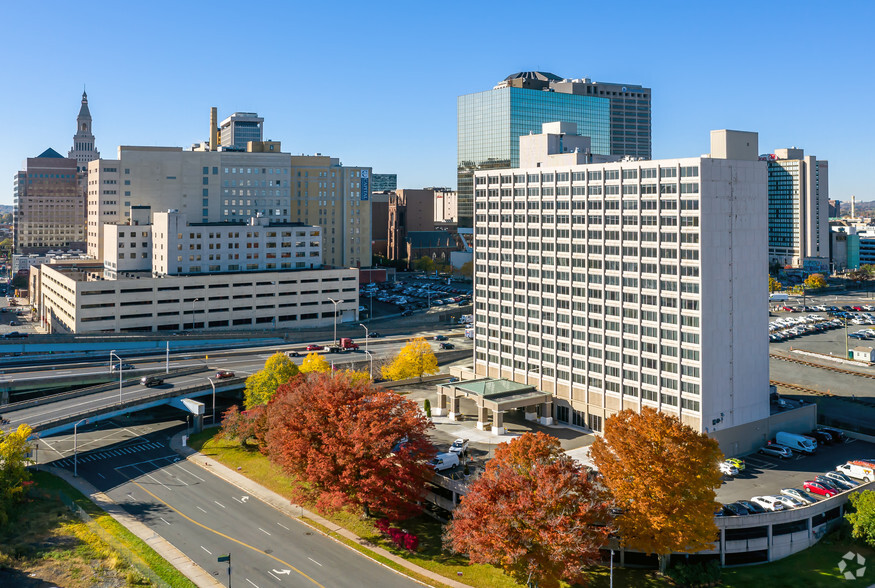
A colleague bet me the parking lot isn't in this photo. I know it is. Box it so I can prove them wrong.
[716,437,875,507]
[360,275,473,318]
[0,296,34,338]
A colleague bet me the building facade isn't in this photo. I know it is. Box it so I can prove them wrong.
[68,91,100,173]
[765,148,829,271]
[13,149,86,253]
[219,112,264,150]
[371,174,397,193]
[387,189,436,261]
[457,71,651,227]
[471,127,769,436]
[433,188,458,223]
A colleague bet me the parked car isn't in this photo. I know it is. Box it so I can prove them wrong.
[400,310,414,317]
[816,474,852,491]
[448,438,469,455]
[306,344,324,351]
[819,427,845,442]
[215,370,235,379]
[836,462,875,483]
[750,495,785,511]
[803,480,838,497]
[781,488,818,504]
[773,495,805,510]
[722,502,750,516]
[824,471,858,488]
[759,444,793,459]
[736,500,767,514]
[718,462,739,476]
[433,334,448,341]
[140,375,164,387]
[724,457,746,472]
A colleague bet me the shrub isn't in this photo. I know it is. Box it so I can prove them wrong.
[666,560,721,587]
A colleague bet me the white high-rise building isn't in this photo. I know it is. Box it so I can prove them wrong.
[471,126,770,438]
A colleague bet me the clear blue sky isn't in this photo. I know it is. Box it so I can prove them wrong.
[2,0,873,205]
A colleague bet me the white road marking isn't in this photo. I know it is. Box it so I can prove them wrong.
[97,473,105,479]
[159,517,171,525]
[196,506,207,513]
[258,526,272,535]
[268,571,281,582]
[307,557,322,567]
[276,522,289,530]
[143,472,171,491]
[232,496,243,504]
[245,579,259,588]
[214,501,225,508]
[201,546,212,555]
[176,465,205,481]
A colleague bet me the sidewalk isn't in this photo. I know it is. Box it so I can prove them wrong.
[171,431,471,588]
[37,464,222,588]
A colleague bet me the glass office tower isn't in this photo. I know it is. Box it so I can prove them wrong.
[457,72,651,227]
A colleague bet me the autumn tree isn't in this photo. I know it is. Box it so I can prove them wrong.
[265,371,435,520]
[414,256,435,273]
[0,424,33,526]
[219,405,268,451]
[382,337,439,381]
[243,352,299,409]
[846,490,875,548]
[768,276,782,293]
[804,273,827,289]
[590,408,723,573]
[446,432,610,588]
[459,261,473,279]
[299,352,331,374]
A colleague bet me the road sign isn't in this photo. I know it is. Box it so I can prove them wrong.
[218,555,230,562]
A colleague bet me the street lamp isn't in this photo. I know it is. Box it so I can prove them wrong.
[191,298,200,330]
[208,377,216,423]
[109,350,123,405]
[364,350,374,380]
[73,418,87,477]
[359,323,369,356]
[328,297,340,346]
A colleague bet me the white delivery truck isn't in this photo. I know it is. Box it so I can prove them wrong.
[769,293,789,302]
[776,431,817,454]
[837,461,875,483]
[430,452,460,472]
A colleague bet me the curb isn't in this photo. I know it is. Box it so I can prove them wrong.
[36,465,222,588]
[172,431,472,588]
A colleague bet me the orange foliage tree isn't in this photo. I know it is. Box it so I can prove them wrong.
[265,372,435,520]
[445,432,610,588]
[590,407,723,572]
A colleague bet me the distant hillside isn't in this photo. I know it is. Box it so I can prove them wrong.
[840,200,875,217]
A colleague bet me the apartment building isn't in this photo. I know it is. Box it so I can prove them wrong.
[36,210,355,334]
[471,126,769,439]
[765,148,829,271]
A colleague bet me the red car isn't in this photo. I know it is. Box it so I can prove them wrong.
[216,370,235,379]
[306,344,324,351]
[803,480,837,497]
[852,306,864,312]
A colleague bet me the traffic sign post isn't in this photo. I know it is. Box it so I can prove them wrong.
[218,554,230,587]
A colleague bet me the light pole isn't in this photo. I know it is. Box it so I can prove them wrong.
[208,377,216,423]
[360,323,369,356]
[109,350,123,404]
[364,350,374,380]
[192,298,200,330]
[73,418,87,477]
[844,317,850,360]
[328,297,340,346]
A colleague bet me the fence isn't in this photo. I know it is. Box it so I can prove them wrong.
[30,486,171,588]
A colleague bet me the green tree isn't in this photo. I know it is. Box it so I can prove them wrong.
[414,256,435,273]
[846,490,875,548]
[0,424,33,526]
[459,261,473,279]
[768,276,782,293]
[804,273,827,289]
[423,398,432,418]
[243,352,299,409]
[382,337,439,381]
[300,352,331,374]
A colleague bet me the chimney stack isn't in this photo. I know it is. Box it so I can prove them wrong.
[209,107,218,151]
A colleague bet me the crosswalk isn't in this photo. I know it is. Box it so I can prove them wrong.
[54,441,165,468]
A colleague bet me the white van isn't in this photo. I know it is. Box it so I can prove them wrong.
[836,462,875,483]
[769,293,789,302]
[431,452,460,472]
[776,431,817,455]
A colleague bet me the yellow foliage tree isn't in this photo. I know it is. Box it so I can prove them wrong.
[381,337,439,381]
[590,408,723,573]
[243,352,299,409]
[804,273,827,289]
[0,423,33,526]
[342,369,372,385]
[768,276,782,293]
[300,352,331,374]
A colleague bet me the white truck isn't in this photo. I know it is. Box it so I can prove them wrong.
[836,461,875,483]
[769,292,789,302]
[458,314,473,325]
[775,431,817,455]
[431,452,460,472]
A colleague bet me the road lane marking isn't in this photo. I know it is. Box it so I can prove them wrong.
[268,570,282,582]
[307,557,322,567]
[196,506,207,513]
[97,473,105,479]
[201,545,212,555]
[131,481,324,587]
[276,523,289,530]
[160,517,171,525]
[258,527,271,536]
[246,579,259,588]
[176,465,205,482]
[214,501,225,508]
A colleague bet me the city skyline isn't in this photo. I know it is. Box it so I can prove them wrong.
[2,1,874,206]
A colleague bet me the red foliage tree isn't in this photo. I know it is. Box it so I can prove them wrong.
[445,432,610,588]
[265,372,435,521]
[219,404,268,451]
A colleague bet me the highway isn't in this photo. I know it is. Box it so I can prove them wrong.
[40,418,421,587]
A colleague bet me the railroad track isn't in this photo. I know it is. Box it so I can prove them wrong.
[770,353,875,380]
[769,379,829,396]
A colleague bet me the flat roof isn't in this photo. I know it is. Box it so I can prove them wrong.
[455,379,533,397]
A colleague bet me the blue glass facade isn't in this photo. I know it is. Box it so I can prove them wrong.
[457,87,610,226]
